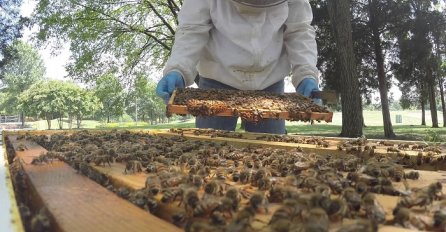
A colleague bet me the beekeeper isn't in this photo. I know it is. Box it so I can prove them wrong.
[156,0,320,134]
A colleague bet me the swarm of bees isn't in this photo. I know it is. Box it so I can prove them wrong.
[16,130,446,231]
[172,88,330,122]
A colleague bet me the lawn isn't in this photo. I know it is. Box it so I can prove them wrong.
[25,110,446,141]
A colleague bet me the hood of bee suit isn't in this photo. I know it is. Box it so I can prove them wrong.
[231,0,287,7]
[230,0,287,14]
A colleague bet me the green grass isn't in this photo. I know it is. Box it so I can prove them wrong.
[25,110,446,141]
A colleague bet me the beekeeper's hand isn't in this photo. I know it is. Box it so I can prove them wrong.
[156,71,185,104]
[296,77,321,105]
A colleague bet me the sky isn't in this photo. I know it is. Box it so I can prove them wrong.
[20,0,402,100]
[20,0,70,81]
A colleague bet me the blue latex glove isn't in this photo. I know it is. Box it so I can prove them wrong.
[156,71,185,104]
[296,78,321,104]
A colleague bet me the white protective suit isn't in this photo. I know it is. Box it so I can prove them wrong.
[163,0,319,90]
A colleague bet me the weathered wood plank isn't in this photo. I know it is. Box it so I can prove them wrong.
[7,135,180,232]
[1,132,25,232]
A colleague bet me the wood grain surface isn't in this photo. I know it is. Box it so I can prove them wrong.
[8,135,180,232]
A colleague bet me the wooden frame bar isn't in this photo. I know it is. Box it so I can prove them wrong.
[4,133,180,232]
[0,131,25,232]
[167,90,334,122]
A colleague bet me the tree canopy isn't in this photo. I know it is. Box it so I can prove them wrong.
[33,0,181,85]
[0,0,24,71]
[19,80,101,129]
[0,41,45,123]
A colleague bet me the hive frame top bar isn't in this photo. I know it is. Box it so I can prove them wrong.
[167,89,334,122]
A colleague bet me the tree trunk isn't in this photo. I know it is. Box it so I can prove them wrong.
[20,112,25,128]
[327,0,363,137]
[428,80,439,128]
[68,114,73,129]
[439,78,446,127]
[58,116,63,130]
[368,0,395,138]
[421,83,426,126]
[46,113,52,130]
[107,114,110,123]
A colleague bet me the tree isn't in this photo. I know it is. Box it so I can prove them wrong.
[0,0,24,71]
[0,41,45,126]
[74,90,101,128]
[360,0,402,138]
[60,82,101,129]
[126,75,166,124]
[18,80,101,129]
[19,80,65,129]
[327,0,363,137]
[393,0,445,128]
[33,0,181,85]
[441,62,446,127]
[311,0,378,128]
[94,73,125,123]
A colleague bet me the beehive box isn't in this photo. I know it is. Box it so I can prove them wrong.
[3,129,446,232]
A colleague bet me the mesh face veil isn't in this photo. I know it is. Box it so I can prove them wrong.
[231,0,287,8]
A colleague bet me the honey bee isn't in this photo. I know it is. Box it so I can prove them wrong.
[203,180,224,199]
[433,201,446,230]
[225,187,241,211]
[404,171,420,180]
[269,205,292,225]
[296,208,329,232]
[239,168,252,184]
[398,143,410,150]
[162,175,187,188]
[30,208,51,232]
[342,187,361,213]
[161,187,184,204]
[411,144,427,150]
[314,184,332,197]
[398,182,443,209]
[243,157,253,168]
[232,170,240,182]
[145,175,161,196]
[362,192,385,224]
[226,206,256,232]
[184,188,200,215]
[16,143,28,151]
[424,146,442,154]
[129,189,149,209]
[336,219,377,232]
[316,140,330,148]
[215,197,236,218]
[171,212,188,227]
[185,221,223,232]
[197,166,211,177]
[210,211,226,226]
[327,198,348,222]
[193,198,221,217]
[392,206,427,230]
[284,175,299,187]
[213,167,227,181]
[256,177,272,191]
[189,174,204,189]
[124,160,143,174]
[31,154,51,165]
[249,191,269,213]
